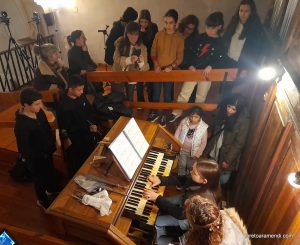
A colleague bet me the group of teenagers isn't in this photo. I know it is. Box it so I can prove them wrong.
[142,92,250,244]
[104,0,265,127]
[12,0,260,243]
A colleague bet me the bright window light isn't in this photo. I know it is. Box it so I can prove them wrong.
[34,0,76,12]
[258,66,277,81]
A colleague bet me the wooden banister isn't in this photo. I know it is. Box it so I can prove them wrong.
[125,101,217,111]
[87,68,238,83]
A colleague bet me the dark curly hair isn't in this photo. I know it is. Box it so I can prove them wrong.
[178,14,199,36]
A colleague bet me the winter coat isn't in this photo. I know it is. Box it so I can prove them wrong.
[33,60,68,91]
[112,37,149,72]
[205,109,250,171]
[68,45,97,75]
[105,20,126,65]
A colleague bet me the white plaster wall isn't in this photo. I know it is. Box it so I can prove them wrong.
[1,0,274,64]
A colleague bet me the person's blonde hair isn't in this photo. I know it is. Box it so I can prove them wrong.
[33,43,58,62]
[185,195,223,245]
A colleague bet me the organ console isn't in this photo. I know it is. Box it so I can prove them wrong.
[47,117,182,244]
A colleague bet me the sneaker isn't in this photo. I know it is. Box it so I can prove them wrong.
[160,115,166,127]
[168,113,180,123]
[37,200,50,211]
[147,112,159,122]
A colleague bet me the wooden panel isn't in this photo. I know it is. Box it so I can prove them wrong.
[234,84,277,204]
[86,69,238,82]
[254,143,300,245]
[0,223,80,245]
[236,102,285,221]
[0,104,56,128]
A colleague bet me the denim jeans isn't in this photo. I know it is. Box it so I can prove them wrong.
[178,151,191,176]
[155,195,189,244]
[152,82,174,102]
[220,170,232,184]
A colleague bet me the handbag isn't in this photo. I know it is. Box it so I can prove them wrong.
[9,156,32,182]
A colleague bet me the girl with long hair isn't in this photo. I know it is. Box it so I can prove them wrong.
[223,0,265,76]
[113,21,149,101]
[138,9,158,102]
[204,94,250,185]
[144,159,220,244]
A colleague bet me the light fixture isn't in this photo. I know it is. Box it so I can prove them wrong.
[257,59,286,82]
[258,66,277,81]
[288,171,300,188]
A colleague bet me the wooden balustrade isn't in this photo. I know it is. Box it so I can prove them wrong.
[87,68,238,82]
[87,68,238,111]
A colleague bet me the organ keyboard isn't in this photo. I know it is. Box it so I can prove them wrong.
[123,149,175,229]
[48,117,182,245]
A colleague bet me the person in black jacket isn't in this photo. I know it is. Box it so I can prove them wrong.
[169,12,226,122]
[57,75,98,176]
[223,0,265,74]
[138,9,158,102]
[222,0,266,98]
[14,88,60,210]
[144,159,220,245]
[104,7,138,66]
[67,30,97,76]
[33,43,69,91]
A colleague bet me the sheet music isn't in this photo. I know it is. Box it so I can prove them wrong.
[109,118,149,180]
[123,118,149,158]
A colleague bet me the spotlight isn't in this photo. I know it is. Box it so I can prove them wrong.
[288,171,300,189]
[258,66,277,81]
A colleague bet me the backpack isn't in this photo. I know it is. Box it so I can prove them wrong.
[93,92,132,120]
[9,156,32,182]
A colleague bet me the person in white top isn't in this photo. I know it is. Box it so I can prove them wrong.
[223,0,265,78]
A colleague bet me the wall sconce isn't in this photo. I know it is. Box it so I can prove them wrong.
[257,59,285,82]
[288,171,300,188]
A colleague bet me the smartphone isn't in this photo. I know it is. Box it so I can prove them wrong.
[132,48,141,57]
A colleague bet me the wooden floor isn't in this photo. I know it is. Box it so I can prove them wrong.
[0,82,221,244]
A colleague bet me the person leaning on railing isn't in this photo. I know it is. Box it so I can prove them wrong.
[112,22,149,102]
[33,43,69,91]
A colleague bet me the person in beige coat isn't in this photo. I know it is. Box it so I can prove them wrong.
[112,22,149,101]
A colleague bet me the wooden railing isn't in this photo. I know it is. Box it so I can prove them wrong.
[0,35,54,92]
[87,68,238,111]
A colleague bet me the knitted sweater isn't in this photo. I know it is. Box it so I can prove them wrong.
[151,29,184,67]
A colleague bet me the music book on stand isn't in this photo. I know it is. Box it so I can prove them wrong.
[109,118,149,181]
